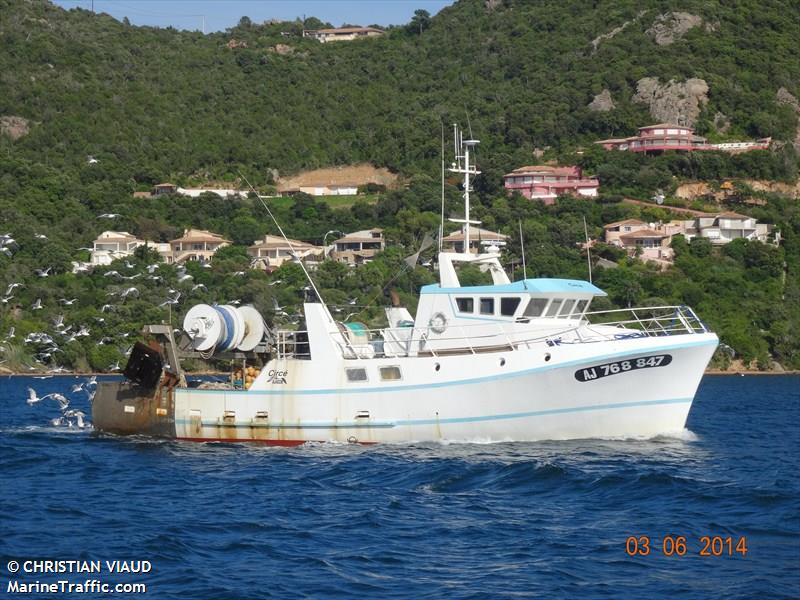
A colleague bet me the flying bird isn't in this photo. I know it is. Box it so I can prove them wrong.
[63,409,88,428]
[26,388,69,410]
[59,298,78,305]
[35,267,51,277]
[97,213,121,219]
[31,298,43,310]
[120,286,140,300]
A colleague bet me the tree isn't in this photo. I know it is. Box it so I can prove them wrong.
[408,9,431,35]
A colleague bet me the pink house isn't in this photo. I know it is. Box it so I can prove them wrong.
[596,124,771,154]
[503,165,599,205]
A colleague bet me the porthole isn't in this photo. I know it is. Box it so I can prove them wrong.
[544,353,551,362]
[434,363,441,372]
[499,358,506,366]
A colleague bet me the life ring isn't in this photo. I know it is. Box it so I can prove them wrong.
[428,312,448,334]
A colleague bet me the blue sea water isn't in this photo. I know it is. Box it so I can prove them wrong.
[0,374,798,599]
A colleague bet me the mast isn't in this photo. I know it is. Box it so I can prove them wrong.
[448,124,481,253]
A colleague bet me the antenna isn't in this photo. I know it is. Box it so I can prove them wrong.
[448,124,481,254]
[583,215,593,284]
[519,219,527,280]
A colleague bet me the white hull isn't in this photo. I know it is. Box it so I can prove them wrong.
[174,334,717,444]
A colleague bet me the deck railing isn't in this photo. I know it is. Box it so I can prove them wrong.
[273,305,709,360]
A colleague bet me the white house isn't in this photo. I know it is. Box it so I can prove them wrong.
[248,235,325,271]
[331,229,385,265]
[91,231,146,266]
[681,212,773,245]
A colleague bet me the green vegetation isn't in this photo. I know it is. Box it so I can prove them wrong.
[0,0,798,371]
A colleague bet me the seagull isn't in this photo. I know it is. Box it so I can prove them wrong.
[35,233,48,240]
[59,298,78,305]
[268,279,283,286]
[121,273,141,280]
[97,213,121,219]
[191,283,207,292]
[52,315,65,329]
[120,286,139,300]
[86,375,97,387]
[1,295,12,304]
[124,260,135,269]
[26,388,69,410]
[348,298,357,305]
[70,382,85,393]
[100,304,115,312]
[3,326,15,340]
[233,271,246,277]
[108,360,121,372]
[228,299,242,306]
[103,270,120,278]
[35,267,52,277]
[31,298,43,310]
[177,272,193,283]
[63,409,88,428]
[5,282,22,295]
[1,236,18,250]
[271,298,288,317]
[146,263,159,273]
[77,325,91,337]
[159,292,181,307]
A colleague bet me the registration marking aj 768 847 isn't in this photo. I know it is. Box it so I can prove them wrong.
[575,354,673,382]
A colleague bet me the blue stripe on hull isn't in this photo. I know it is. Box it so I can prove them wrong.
[181,338,716,397]
[177,396,693,430]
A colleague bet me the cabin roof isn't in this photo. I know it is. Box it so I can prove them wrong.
[421,278,606,296]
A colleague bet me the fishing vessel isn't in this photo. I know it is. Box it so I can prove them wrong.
[93,129,718,444]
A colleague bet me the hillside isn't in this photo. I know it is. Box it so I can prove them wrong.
[0,0,799,371]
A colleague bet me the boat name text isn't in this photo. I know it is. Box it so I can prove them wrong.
[267,369,288,384]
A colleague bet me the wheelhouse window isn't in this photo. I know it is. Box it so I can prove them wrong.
[500,297,521,316]
[523,298,548,317]
[574,299,589,315]
[456,297,474,313]
[379,366,402,381]
[558,299,576,318]
[345,368,368,382]
[479,298,495,315]
[545,299,563,317]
